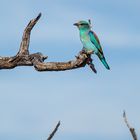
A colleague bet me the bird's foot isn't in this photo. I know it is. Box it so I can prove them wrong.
[86,50,94,55]
[80,49,93,55]
[79,50,88,58]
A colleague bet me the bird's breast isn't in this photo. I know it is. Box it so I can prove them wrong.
[80,32,98,53]
[80,33,90,44]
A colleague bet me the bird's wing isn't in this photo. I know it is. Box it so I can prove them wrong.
[88,31,103,55]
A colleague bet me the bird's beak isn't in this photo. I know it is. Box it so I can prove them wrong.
[73,23,79,26]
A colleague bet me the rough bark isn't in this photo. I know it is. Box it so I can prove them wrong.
[0,13,96,73]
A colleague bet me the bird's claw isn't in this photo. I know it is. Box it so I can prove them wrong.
[86,50,94,54]
[83,54,88,58]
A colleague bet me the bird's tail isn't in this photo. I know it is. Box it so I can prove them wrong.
[98,54,110,70]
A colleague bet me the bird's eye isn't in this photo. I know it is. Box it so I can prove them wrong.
[80,23,88,26]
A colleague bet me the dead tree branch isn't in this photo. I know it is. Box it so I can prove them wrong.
[0,13,96,73]
[123,111,138,140]
[47,121,60,140]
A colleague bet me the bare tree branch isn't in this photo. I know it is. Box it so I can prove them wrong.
[0,13,96,73]
[123,111,138,140]
[18,13,42,55]
[47,121,60,140]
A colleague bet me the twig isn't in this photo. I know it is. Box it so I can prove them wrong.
[47,121,60,140]
[18,13,42,55]
[123,111,138,140]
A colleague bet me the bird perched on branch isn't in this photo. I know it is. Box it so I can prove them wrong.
[74,20,110,70]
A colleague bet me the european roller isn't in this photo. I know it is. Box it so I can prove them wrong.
[74,20,110,70]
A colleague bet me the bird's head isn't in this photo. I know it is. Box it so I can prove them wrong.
[73,20,91,30]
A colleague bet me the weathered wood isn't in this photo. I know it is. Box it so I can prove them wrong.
[0,13,96,72]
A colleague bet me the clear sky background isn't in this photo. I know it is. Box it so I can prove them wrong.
[0,0,140,140]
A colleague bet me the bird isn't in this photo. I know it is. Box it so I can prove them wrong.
[74,20,110,70]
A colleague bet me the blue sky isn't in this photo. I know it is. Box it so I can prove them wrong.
[0,0,140,140]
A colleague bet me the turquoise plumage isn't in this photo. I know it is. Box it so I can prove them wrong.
[74,20,110,70]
